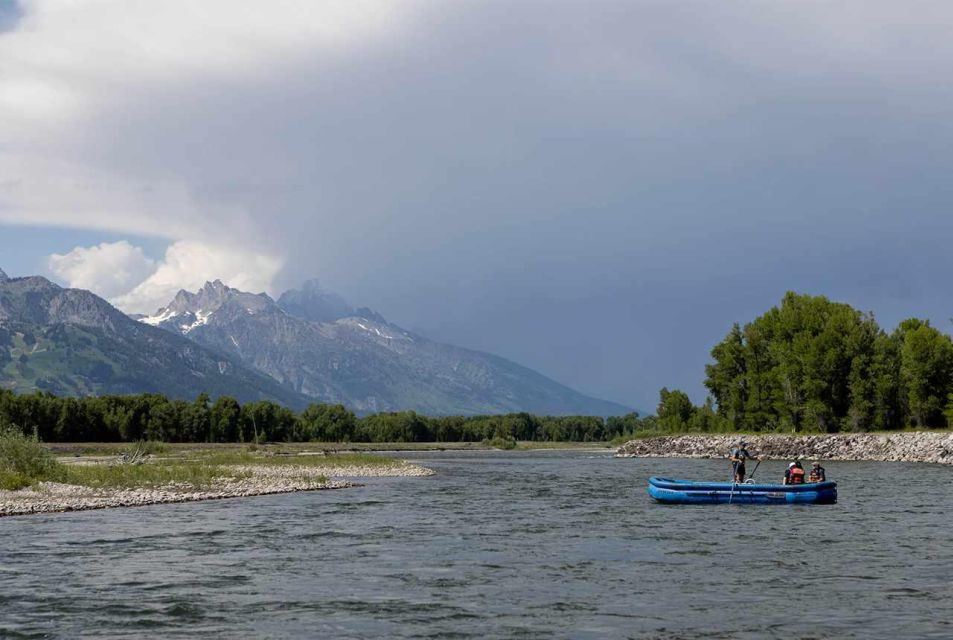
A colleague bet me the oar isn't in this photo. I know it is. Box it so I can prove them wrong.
[747,459,762,483]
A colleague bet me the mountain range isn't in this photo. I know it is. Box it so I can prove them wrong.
[0,268,307,407]
[0,268,630,415]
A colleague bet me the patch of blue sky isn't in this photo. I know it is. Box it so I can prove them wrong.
[0,0,22,33]
[0,225,168,281]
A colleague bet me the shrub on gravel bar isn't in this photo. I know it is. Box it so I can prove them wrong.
[0,425,66,490]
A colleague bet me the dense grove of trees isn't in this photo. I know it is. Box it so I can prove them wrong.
[657,292,953,433]
[0,390,640,443]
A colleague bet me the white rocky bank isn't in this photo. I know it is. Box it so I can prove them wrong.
[0,461,434,517]
[616,432,953,464]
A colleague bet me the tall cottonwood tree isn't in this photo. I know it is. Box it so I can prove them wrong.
[895,319,953,427]
[702,292,953,432]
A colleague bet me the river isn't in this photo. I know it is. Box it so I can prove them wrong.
[1,451,951,638]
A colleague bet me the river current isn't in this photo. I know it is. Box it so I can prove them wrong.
[1,452,951,639]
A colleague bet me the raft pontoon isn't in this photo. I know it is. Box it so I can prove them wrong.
[648,476,837,505]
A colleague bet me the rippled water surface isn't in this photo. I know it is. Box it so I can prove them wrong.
[2,452,952,639]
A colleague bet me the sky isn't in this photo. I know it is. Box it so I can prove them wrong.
[2,0,953,411]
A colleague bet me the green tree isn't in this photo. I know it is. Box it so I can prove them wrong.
[896,319,953,427]
[210,396,241,443]
[870,333,903,430]
[704,323,747,428]
[241,401,296,442]
[182,393,212,442]
[657,388,694,431]
[296,404,357,441]
[687,397,719,432]
[703,292,903,433]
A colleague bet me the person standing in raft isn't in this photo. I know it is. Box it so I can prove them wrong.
[808,461,826,483]
[783,461,806,485]
[729,440,761,483]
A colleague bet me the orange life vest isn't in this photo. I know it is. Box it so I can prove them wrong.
[788,467,805,484]
[809,469,823,482]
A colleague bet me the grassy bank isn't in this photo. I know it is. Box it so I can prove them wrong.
[0,428,410,491]
[192,450,397,468]
[62,463,250,490]
[2,432,608,492]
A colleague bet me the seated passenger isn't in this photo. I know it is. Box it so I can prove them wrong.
[783,461,805,485]
[808,461,826,483]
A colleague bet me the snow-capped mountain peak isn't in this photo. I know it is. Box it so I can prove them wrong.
[139,280,277,333]
[134,278,631,415]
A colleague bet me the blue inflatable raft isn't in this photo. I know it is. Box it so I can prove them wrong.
[648,476,837,505]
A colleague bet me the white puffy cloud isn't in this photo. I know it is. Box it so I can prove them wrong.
[47,239,282,314]
[112,240,283,314]
[48,241,156,299]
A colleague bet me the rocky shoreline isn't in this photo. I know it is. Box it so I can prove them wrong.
[0,461,434,518]
[616,432,953,465]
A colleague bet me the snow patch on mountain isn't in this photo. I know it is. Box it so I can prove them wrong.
[180,309,212,333]
[141,307,178,326]
[355,321,395,339]
[338,316,414,343]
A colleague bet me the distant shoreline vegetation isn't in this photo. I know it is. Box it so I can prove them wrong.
[0,390,639,444]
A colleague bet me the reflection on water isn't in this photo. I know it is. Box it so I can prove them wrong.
[1,452,951,638]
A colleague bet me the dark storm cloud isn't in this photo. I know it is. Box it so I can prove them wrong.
[6,1,953,407]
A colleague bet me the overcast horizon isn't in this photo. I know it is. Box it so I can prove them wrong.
[3,1,953,410]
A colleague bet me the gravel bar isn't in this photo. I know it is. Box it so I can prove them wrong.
[0,461,435,518]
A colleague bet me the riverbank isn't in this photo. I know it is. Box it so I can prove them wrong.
[615,432,953,464]
[0,454,434,517]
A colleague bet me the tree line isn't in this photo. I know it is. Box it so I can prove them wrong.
[10,291,936,442]
[656,292,953,433]
[0,390,643,443]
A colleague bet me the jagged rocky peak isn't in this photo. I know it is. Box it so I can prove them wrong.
[0,267,8,282]
[277,279,354,323]
[190,280,273,312]
[169,280,226,312]
[141,279,276,331]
